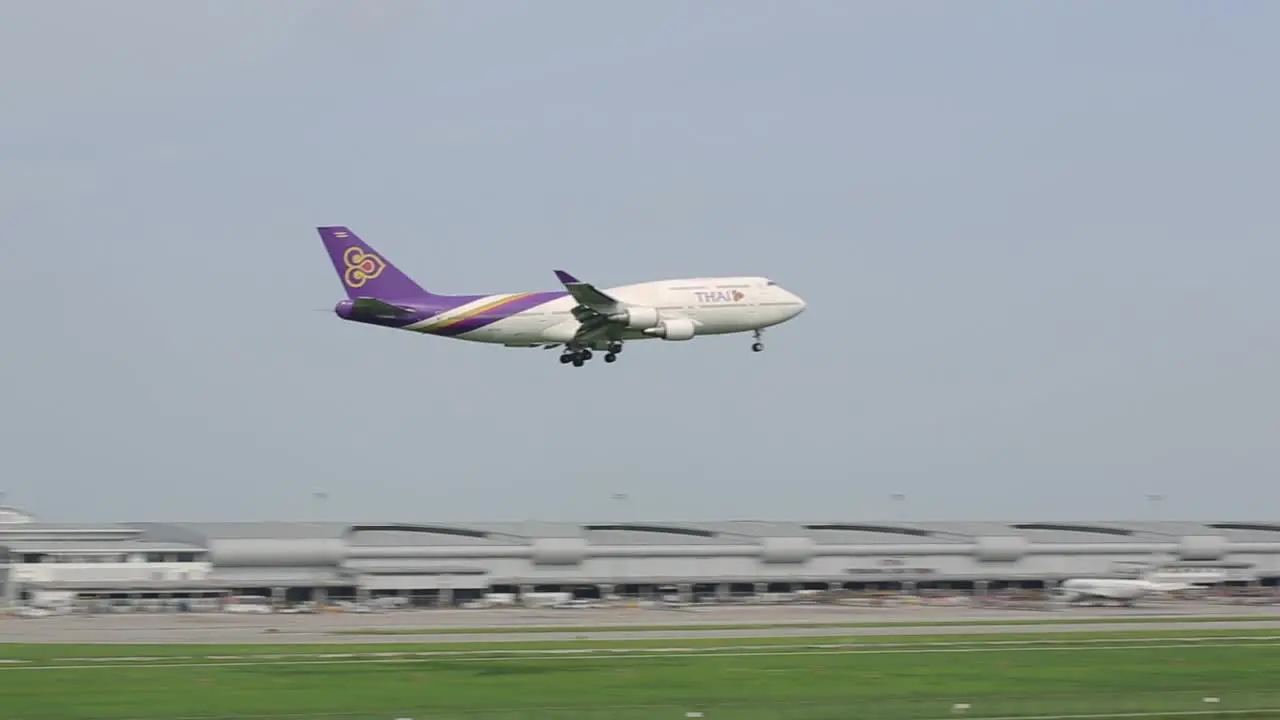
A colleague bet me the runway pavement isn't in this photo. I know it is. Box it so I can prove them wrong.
[3,602,1280,644]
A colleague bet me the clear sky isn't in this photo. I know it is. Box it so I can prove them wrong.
[2,0,1276,524]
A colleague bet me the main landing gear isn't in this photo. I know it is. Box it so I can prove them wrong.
[751,329,764,353]
[560,342,623,367]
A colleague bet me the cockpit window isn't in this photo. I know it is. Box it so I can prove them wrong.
[766,281,777,286]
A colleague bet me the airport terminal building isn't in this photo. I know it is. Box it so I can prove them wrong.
[3,505,1279,606]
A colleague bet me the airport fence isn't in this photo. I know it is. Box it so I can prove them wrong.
[18,693,1280,720]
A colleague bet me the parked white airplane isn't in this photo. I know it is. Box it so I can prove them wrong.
[318,226,807,366]
[1058,568,1224,606]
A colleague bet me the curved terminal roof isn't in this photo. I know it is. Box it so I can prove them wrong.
[4,520,1278,565]
[109,519,1280,546]
[346,524,530,547]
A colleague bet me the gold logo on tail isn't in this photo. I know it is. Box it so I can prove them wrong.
[342,247,385,288]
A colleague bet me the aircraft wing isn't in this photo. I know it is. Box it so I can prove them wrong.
[1070,589,1123,600]
[552,269,677,347]
[553,270,623,318]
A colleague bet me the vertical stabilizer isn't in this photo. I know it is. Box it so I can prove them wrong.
[317,226,430,300]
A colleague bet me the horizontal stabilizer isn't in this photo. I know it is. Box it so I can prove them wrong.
[350,297,417,319]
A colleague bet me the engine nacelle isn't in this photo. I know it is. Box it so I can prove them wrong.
[642,316,696,341]
[608,306,661,329]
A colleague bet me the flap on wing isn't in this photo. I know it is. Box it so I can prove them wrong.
[350,297,417,319]
[554,269,621,314]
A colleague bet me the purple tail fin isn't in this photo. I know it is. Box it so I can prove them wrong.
[317,226,430,300]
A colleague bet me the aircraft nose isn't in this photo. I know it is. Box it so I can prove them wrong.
[788,290,806,315]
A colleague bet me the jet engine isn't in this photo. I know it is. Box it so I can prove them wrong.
[642,316,696,341]
[608,306,661,329]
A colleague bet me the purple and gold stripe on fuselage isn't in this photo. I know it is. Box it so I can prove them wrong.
[425,291,566,337]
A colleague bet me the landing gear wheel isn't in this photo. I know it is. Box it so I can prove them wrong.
[607,342,623,354]
[562,348,589,366]
[751,342,764,352]
[604,352,617,363]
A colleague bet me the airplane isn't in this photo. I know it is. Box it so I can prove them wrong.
[316,226,806,366]
[1056,568,1221,607]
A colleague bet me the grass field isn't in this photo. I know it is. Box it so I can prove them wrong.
[4,628,1280,719]
[5,626,1280,659]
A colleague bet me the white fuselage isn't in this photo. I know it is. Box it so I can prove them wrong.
[1058,575,1211,604]
[1059,578,1166,603]
[410,275,806,347]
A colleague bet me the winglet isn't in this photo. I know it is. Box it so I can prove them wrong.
[554,270,580,285]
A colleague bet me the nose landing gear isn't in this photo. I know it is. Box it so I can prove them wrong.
[751,329,764,352]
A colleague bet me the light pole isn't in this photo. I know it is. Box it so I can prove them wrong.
[889,493,906,523]
[312,492,328,522]
[1146,494,1164,522]
[611,492,629,599]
